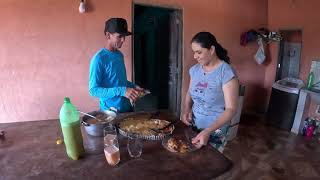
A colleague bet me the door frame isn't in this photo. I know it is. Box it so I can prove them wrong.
[275,29,303,81]
[131,3,183,116]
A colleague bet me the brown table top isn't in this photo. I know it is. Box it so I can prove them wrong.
[0,111,232,180]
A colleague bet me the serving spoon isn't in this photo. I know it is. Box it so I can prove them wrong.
[78,111,110,124]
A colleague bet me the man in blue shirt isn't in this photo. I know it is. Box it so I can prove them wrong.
[89,18,144,112]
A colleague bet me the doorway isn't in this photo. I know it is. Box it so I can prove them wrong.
[275,30,302,81]
[132,4,183,117]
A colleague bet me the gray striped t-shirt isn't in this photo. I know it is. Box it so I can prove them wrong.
[189,62,236,129]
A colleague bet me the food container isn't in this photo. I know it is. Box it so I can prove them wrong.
[162,135,198,153]
[81,111,116,137]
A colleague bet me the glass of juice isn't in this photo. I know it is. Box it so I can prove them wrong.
[103,125,120,166]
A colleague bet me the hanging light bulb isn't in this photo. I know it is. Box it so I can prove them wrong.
[79,0,85,13]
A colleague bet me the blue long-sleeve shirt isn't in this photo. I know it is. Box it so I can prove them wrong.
[89,48,135,112]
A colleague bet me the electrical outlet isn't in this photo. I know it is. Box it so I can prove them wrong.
[316,105,320,115]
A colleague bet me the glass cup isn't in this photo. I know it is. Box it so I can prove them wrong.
[127,136,143,158]
[103,125,120,166]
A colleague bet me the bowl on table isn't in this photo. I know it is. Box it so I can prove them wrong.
[81,111,116,137]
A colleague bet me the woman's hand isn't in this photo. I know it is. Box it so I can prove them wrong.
[181,111,192,126]
[192,129,211,149]
[182,79,193,126]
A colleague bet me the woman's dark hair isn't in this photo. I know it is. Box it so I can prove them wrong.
[191,32,230,64]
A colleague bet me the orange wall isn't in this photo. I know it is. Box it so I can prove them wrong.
[281,30,302,43]
[0,0,267,123]
[266,0,320,109]
[265,0,320,98]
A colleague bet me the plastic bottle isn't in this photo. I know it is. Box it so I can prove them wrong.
[306,125,314,138]
[307,71,314,89]
[59,97,85,160]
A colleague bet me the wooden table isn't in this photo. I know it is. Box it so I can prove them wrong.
[0,112,232,180]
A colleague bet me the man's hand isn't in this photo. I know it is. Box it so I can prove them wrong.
[135,85,144,92]
[135,86,146,98]
[124,88,140,103]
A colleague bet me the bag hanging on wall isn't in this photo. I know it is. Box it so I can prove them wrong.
[254,38,265,64]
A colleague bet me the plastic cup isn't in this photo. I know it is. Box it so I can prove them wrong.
[127,136,143,158]
[103,125,120,166]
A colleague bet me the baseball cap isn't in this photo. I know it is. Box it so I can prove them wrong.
[104,18,132,36]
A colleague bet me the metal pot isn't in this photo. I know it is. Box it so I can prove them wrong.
[81,111,109,137]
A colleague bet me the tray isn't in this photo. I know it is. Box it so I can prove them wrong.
[117,118,175,141]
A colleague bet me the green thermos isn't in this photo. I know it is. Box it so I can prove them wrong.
[307,72,314,89]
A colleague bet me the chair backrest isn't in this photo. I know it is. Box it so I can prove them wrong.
[227,85,245,141]
[230,85,245,125]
